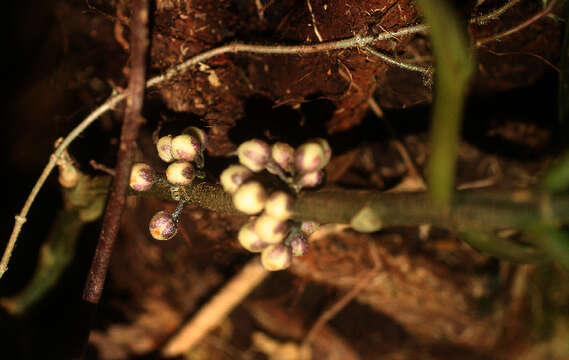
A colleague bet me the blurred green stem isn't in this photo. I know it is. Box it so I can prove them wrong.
[1,175,109,315]
[416,0,474,207]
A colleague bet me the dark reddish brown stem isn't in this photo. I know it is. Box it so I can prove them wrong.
[70,2,149,358]
[83,0,149,305]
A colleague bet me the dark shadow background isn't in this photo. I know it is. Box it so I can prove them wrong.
[0,0,563,359]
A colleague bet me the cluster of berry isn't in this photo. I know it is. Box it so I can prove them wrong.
[220,138,330,271]
[129,127,208,241]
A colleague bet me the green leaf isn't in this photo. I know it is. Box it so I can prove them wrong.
[460,231,545,263]
[543,152,569,192]
[529,224,569,272]
[415,0,474,207]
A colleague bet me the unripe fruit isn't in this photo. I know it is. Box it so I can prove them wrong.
[289,233,308,257]
[254,214,288,244]
[157,135,174,162]
[220,165,252,194]
[264,191,293,220]
[298,170,324,188]
[270,142,295,173]
[238,221,269,252]
[166,161,195,186]
[149,210,177,240]
[300,221,320,236]
[261,244,292,271]
[183,126,208,151]
[129,163,155,191]
[311,138,331,166]
[171,134,201,162]
[232,181,267,214]
[237,139,270,172]
[295,141,326,174]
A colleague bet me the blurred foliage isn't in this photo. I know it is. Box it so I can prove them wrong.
[416,0,474,207]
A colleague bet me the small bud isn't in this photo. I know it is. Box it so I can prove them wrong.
[271,142,295,173]
[311,138,331,166]
[298,170,324,188]
[238,221,269,252]
[295,141,326,174]
[166,161,195,186]
[254,214,288,244]
[157,135,174,163]
[171,134,201,162]
[265,191,294,220]
[232,181,267,214]
[129,163,155,191]
[261,244,292,271]
[220,164,252,194]
[289,233,308,257]
[183,126,208,151]
[237,139,270,172]
[300,221,320,236]
[149,210,177,240]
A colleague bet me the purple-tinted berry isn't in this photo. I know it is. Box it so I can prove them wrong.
[129,163,155,191]
[289,233,308,257]
[298,170,324,188]
[237,139,270,172]
[149,210,177,240]
[300,221,320,236]
[183,126,208,152]
[171,134,201,162]
[264,191,294,220]
[220,165,252,194]
[166,161,195,186]
[232,181,267,214]
[295,142,325,174]
[238,221,269,253]
[157,135,174,162]
[254,214,288,244]
[270,142,295,173]
[261,244,292,271]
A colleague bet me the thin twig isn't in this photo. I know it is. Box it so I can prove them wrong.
[307,0,324,42]
[82,0,149,304]
[301,242,380,350]
[0,24,428,279]
[470,0,523,25]
[475,0,557,47]
[162,258,269,357]
[364,45,432,74]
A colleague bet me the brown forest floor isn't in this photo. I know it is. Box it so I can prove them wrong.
[1,0,568,359]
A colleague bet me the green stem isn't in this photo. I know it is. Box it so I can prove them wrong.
[146,181,569,232]
[1,210,84,315]
[459,231,545,263]
[416,0,474,207]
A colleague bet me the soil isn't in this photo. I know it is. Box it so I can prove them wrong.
[0,0,567,359]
